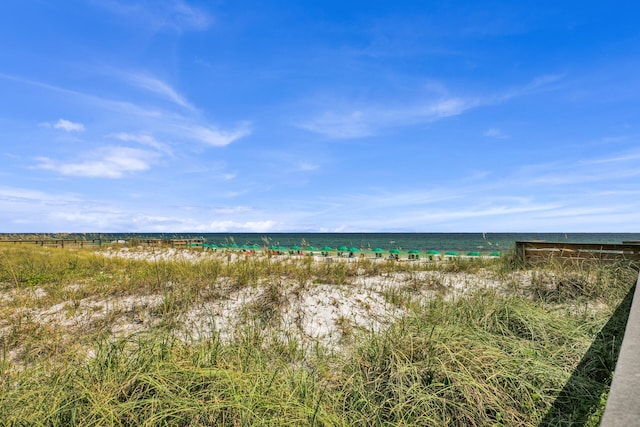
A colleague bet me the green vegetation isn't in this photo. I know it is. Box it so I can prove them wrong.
[0,245,637,426]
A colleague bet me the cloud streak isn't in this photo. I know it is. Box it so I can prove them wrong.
[516,148,640,186]
[35,146,158,178]
[97,0,211,33]
[298,74,562,139]
[483,128,509,139]
[2,72,250,150]
[40,119,86,132]
[109,132,173,155]
[205,220,277,232]
[124,73,195,110]
[298,94,483,139]
[188,123,252,147]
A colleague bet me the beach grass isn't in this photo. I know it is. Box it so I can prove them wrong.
[0,244,637,425]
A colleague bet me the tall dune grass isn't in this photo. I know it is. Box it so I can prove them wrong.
[0,245,636,425]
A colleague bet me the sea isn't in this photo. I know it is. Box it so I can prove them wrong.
[7,233,640,253]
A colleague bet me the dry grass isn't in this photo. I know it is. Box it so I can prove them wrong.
[0,244,636,425]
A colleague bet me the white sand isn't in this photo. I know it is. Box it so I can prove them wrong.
[0,248,517,362]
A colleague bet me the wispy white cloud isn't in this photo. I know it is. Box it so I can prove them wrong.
[521,73,565,92]
[169,0,210,30]
[55,119,85,132]
[582,150,640,165]
[300,194,636,232]
[298,162,319,171]
[299,96,482,139]
[211,206,251,215]
[188,123,251,146]
[124,73,195,110]
[483,128,509,139]
[418,97,479,118]
[592,190,640,197]
[35,146,158,178]
[0,186,119,230]
[3,174,638,232]
[290,200,565,233]
[0,186,81,204]
[589,135,630,145]
[2,73,250,150]
[95,93,249,148]
[299,110,374,139]
[224,190,249,198]
[205,220,277,232]
[516,148,640,185]
[343,187,468,211]
[109,132,172,155]
[0,186,262,231]
[498,74,566,101]
[97,0,211,33]
[2,72,172,121]
[299,74,561,139]
[40,119,86,132]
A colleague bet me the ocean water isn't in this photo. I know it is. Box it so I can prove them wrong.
[11,233,640,253]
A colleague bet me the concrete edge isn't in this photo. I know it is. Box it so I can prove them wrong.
[600,270,640,426]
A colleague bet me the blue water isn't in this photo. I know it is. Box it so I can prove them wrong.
[9,233,639,253]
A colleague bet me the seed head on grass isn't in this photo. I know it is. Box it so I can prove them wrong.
[0,245,635,426]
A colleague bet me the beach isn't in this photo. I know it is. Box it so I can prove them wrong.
[0,244,635,425]
[3,246,510,353]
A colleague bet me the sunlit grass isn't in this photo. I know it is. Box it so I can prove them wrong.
[0,244,636,425]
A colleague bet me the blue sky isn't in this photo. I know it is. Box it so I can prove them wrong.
[1,0,639,232]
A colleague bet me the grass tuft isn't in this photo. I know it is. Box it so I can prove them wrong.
[0,244,636,425]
